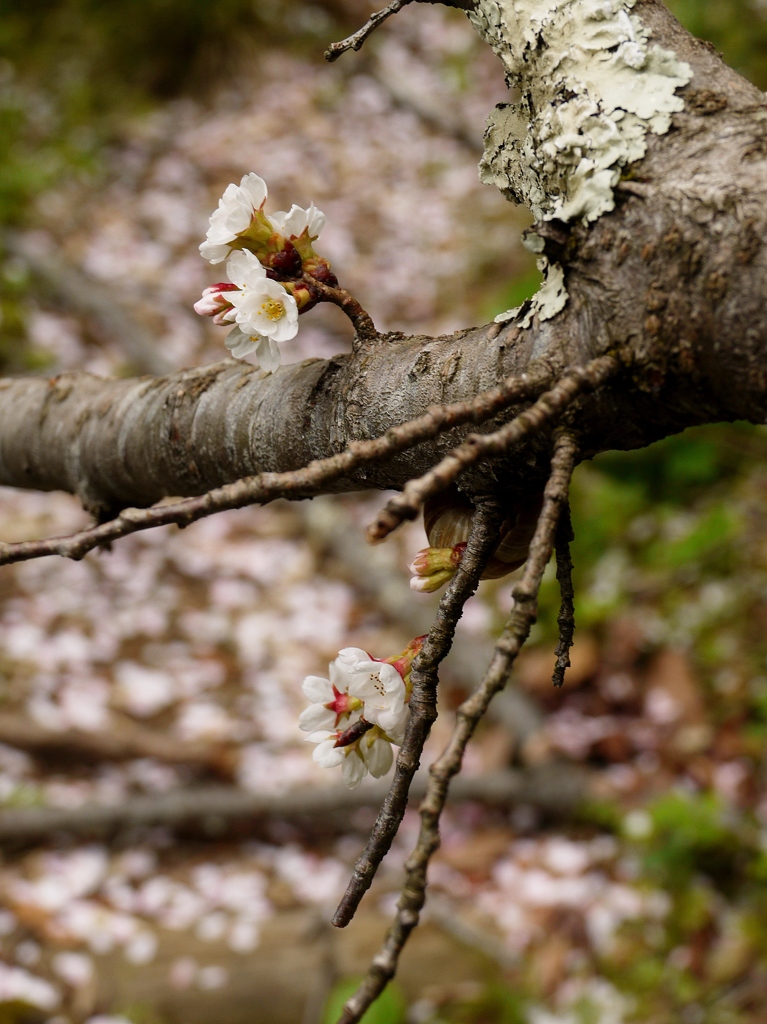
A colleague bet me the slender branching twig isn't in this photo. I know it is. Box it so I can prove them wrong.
[337,431,579,1024]
[325,0,415,63]
[0,363,552,568]
[552,500,576,688]
[368,355,617,542]
[305,275,378,343]
[332,499,506,928]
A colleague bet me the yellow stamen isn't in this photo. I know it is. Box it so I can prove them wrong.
[258,298,285,322]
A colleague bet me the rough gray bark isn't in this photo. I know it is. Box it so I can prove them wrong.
[0,0,766,513]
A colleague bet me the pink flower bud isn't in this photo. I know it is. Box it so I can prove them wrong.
[408,543,466,594]
[194,283,238,323]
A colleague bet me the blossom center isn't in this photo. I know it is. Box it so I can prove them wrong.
[258,298,286,322]
[325,686,362,720]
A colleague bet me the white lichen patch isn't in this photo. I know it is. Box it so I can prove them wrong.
[472,0,692,326]
[473,0,692,223]
[495,258,567,327]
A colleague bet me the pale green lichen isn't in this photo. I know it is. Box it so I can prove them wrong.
[472,0,692,325]
[495,257,567,327]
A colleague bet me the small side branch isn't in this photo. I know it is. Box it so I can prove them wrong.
[332,500,506,928]
[308,276,377,343]
[325,0,415,63]
[337,432,579,1024]
[368,355,617,542]
[0,364,552,568]
[552,501,575,688]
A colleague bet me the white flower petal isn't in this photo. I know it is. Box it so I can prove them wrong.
[238,172,268,210]
[298,704,336,733]
[341,750,367,789]
[313,739,345,769]
[377,705,409,745]
[361,736,393,778]
[305,203,327,238]
[336,649,373,671]
[199,240,231,264]
[226,249,266,288]
[282,204,310,238]
[255,336,281,374]
[225,326,259,360]
[302,675,333,703]
[304,730,333,743]
[267,211,288,234]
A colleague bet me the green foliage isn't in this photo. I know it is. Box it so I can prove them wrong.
[483,263,542,323]
[323,979,407,1024]
[666,0,767,89]
[530,423,767,638]
[637,791,755,894]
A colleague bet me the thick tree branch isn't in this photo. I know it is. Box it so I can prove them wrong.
[0,362,552,565]
[338,431,578,1023]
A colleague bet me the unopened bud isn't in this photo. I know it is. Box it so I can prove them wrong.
[408,543,466,593]
[284,280,320,313]
[307,262,339,288]
[194,283,238,324]
[381,635,427,689]
[261,240,303,278]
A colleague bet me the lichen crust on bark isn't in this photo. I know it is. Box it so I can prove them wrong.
[470,0,692,325]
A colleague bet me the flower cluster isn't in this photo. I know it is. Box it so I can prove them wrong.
[300,639,423,789]
[194,173,334,373]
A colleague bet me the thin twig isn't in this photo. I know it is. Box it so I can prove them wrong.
[337,432,579,1024]
[308,276,377,343]
[0,363,552,568]
[325,0,415,63]
[552,501,575,688]
[332,499,506,928]
[368,355,617,542]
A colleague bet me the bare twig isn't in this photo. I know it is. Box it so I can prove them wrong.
[0,767,587,845]
[337,432,579,1024]
[308,276,377,342]
[368,355,617,542]
[332,500,506,928]
[325,0,415,62]
[0,363,552,567]
[552,501,575,688]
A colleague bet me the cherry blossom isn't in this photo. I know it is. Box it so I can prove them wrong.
[198,249,296,372]
[299,647,407,742]
[199,172,268,264]
[223,250,299,344]
[306,725,394,789]
[268,202,326,241]
[300,646,411,788]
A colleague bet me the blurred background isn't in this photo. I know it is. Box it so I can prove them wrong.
[1,1,767,1022]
